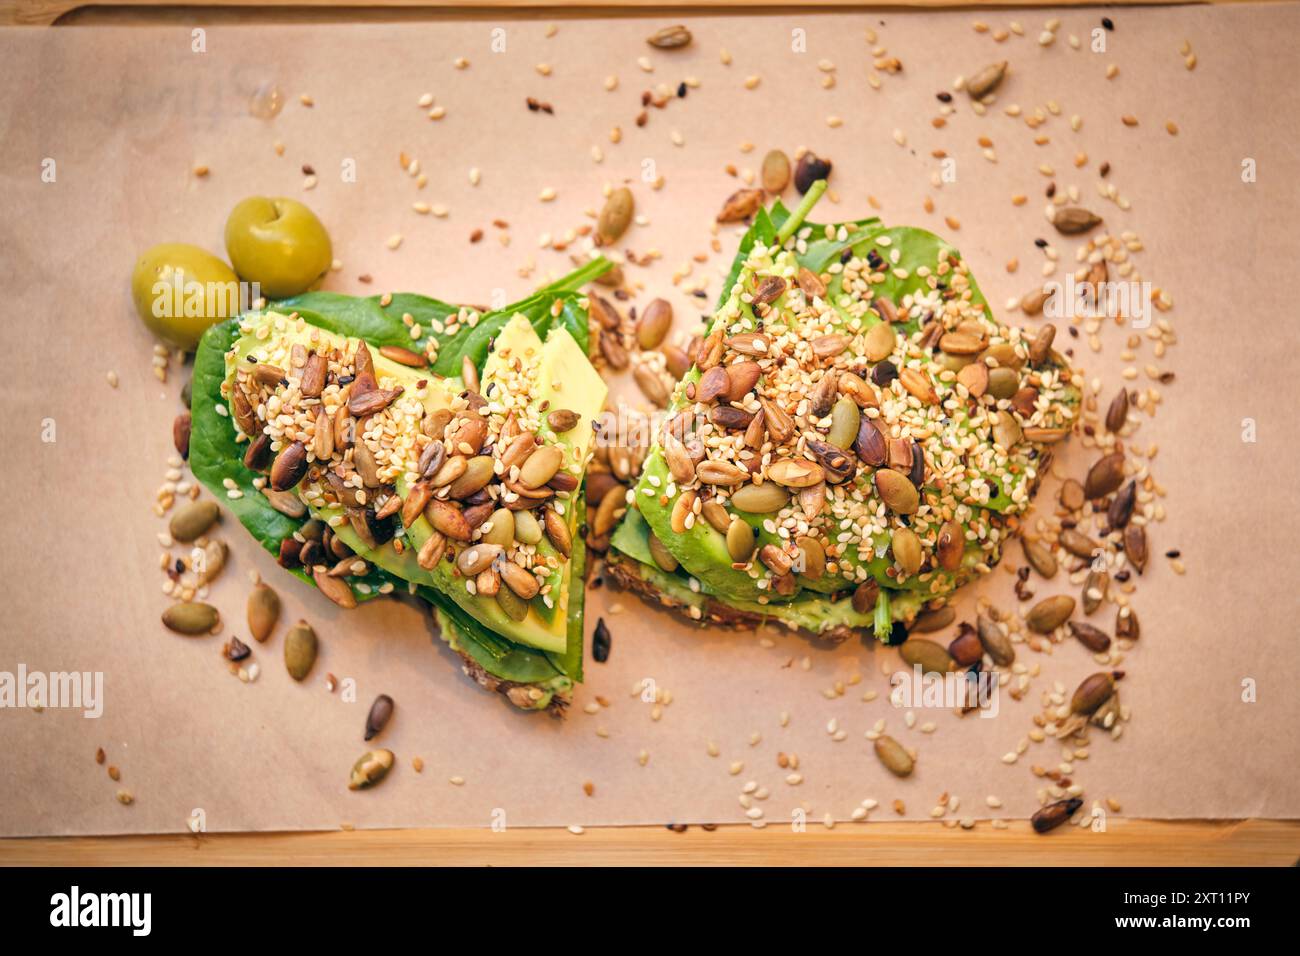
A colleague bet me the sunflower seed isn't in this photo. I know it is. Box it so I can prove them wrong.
[543,506,571,557]
[1116,606,1140,642]
[716,188,764,223]
[759,543,792,577]
[936,520,964,571]
[767,458,824,488]
[966,60,1007,100]
[1083,569,1109,614]
[1124,524,1148,574]
[854,418,887,467]
[425,499,472,541]
[1022,538,1058,578]
[696,461,748,486]
[270,441,308,491]
[648,532,678,572]
[365,695,394,741]
[976,614,1015,665]
[1059,528,1098,559]
[1071,672,1118,715]
[1105,389,1129,433]
[313,568,358,609]
[647,24,691,48]
[417,531,447,570]
[1069,621,1111,652]
[1053,207,1103,235]
[1032,798,1082,833]
[852,579,880,614]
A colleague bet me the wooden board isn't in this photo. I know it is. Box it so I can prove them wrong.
[4,820,1299,866]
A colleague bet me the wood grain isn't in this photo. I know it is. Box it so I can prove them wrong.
[3,820,1298,866]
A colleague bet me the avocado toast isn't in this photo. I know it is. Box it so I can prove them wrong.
[189,262,609,713]
[606,183,1081,642]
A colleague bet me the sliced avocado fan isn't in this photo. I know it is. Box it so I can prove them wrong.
[609,183,1080,642]
[189,260,610,711]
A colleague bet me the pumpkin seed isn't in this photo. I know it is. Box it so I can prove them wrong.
[514,509,543,545]
[1105,389,1129,433]
[891,527,923,576]
[696,460,748,486]
[939,331,984,355]
[365,695,394,741]
[313,568,358,608]
[873,735,914,777]
[1083,451,1125,500]
[900,638,954,675]
[899,368,938,404]
[449,455,495,498]
[1025,594,1075,633]
[647,24,691,48]
[417,531,447,570]
[966,60,1007,100]
[1028,324,1057,365]
[852,579,880,614]
[1124,524,1148,574]
[517,445,562,490]
[284,620,319,681]
[597,186,634,245]
[170,500,220,542]
[864,321,896,362]
[670,489,696,534]
[634,364,670,407]
[261,487,306,518]
[663,345,692,380]
[874,468,919,514]
[1069,621,1111,652]
[759,543,793,577]
[1059,528,1098,559]
[767,458,823,488]
[789,270,824,304]
[495,584,530,622]
[425,499,472,541]
[632,298,671,350]
[797,482,826,518]
[811,333,848,359]
[827,397,860,450]
[348,749,394,790]
[696,366,730,403]
[1022,538,1058,578]
[648,533,678,572]
[1032,798,1083,833]
[911,605,955,633]
[457,543,503,576]
[992,413,1022,450]
[1053,206,1103,235]
[195,539,227,586]
[1071,672,1117,715]
[162,601,219,636]
[701,500,732,533]
[976,614,1015,665]
[247,583,280,642]
[986,366,1020,400]
[724,361,761,402]
[716,188,764,223]
[936,520,964,571]
[543,506,572,557]
[481,509,516,548]
[761,149,791,192]
[789,535,823,579]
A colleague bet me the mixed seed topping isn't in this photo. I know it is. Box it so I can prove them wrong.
[637,230,1080,602]
[222,311,588,613]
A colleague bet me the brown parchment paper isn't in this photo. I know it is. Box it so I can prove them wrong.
[1,4,1298,837]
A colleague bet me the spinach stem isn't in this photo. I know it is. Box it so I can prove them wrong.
[873,588,893,641]
[776,179,828,244]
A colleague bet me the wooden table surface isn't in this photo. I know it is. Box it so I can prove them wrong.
[2,0,1295,866]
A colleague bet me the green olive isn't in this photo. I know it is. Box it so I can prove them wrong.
[130,243,241,351]
[224,197,332,299]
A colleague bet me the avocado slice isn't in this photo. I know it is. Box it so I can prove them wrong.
[613,185,1079,640]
